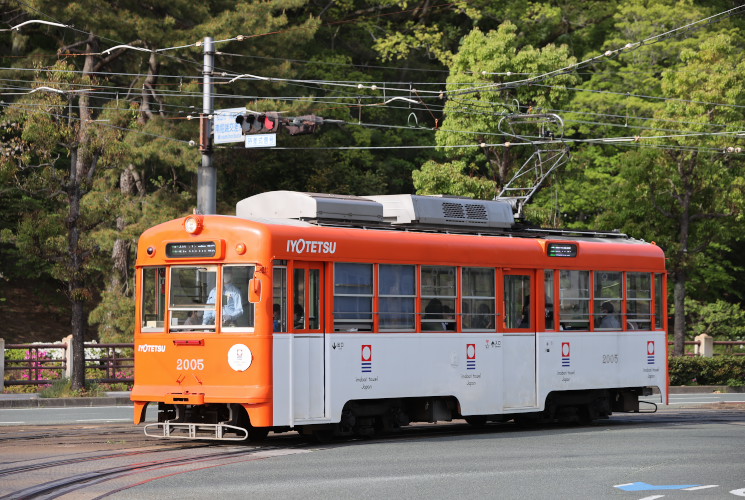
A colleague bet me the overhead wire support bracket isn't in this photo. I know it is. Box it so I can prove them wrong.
[495,112,571,219]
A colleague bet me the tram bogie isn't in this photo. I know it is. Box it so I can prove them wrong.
[132,191,668,441]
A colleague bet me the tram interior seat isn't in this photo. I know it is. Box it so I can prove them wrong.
[334,322,373,332]
[560,322,590,331]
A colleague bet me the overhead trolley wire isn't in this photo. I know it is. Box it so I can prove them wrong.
[443,4,745,97]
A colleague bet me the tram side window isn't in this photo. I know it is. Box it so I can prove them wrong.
[220,266,255,329]
[379,264,416,331]
[273,266,287,332]
[627,272,652,331]
[293,267,321,330]
[141,267,166,331]
[421,266,457,331]
[462,267,495,331]
[294,269,306,329]
[594,271,623,330]
[334,263,373,331]
[545,270,556,331]
[169,266,217,330]
[505,275,531,329]
[560,270,590,330]
[654,273,665,329]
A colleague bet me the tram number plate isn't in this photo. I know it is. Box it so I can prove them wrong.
[602,354,619,364]
[177,358,205,370]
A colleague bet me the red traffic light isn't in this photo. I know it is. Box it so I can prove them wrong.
[235,112,279,135]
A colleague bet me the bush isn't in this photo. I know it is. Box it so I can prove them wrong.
[3,347,63,386]
[668,356,745,386]
[38,378,106,398]
[3,344,133,394]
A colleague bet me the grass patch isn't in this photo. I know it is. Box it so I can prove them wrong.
[38,378,106,398]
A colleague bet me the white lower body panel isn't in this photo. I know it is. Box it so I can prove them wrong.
[272,331,667,427]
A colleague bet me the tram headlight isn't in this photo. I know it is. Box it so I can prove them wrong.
[184,215,203,235]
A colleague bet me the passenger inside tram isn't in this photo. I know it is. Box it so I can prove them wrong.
[442,305,456,331]
[472,303,494,329]
[273,303,283,331]
[422,299,447,331]
[597,301,621,329]
[294,304,304,329]
[203,267,244,326]
[518,297,531,328]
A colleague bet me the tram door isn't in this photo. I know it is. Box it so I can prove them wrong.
[291,262,326,420]
[502,271,537,409]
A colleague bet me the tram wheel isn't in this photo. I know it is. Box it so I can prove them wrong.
[310,429,336,443]
[247,427,269,442]
[465,416,488,427]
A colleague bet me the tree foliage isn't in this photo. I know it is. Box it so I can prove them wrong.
[433,22,578,192]
[1,0,744,362]
[685,299,745,341]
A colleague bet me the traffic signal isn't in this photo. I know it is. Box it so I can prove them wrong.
[235,112,279,135]
[285,114,323,136]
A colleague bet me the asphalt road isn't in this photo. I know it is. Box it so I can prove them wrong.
[118,409,745,500]
[1,401,743,499]
[643,392,745,408]
[0,405,137,426]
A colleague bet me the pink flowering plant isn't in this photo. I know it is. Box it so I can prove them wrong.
[3,346,64,393]
[3,342,133,394]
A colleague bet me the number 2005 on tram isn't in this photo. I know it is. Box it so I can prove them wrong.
[132,191,668,441]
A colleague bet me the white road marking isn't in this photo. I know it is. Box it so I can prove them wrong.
[74,418,131,422]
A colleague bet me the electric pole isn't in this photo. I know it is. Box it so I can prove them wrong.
[198,36,216,215]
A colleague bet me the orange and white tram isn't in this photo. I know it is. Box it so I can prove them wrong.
[132,191,668,440]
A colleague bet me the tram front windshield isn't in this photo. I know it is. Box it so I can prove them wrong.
[169,266,217,329]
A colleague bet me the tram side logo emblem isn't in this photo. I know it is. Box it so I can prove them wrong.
[361,345,372,373]
[466,344,476,370]
[647,341,655,365]
[562,342,571,367]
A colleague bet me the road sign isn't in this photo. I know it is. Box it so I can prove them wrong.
[245,134,277,148]
[213,107,246,144]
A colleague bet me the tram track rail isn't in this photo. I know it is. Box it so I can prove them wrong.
[0,443,215,478]
[0,446,309,500]
[0,439,313,500]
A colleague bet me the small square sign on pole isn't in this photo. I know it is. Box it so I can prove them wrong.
[245,134,277,148]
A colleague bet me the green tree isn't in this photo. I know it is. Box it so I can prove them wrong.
[0,0,321,386]
[595,30,745,355]
[413,160,496,199]
[418,22,577,198]
[0,61,130,388]
[686,298,745,342]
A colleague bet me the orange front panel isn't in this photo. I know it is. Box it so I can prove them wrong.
[132,335,272,404]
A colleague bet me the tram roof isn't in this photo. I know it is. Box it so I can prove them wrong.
[235,191,630,241]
